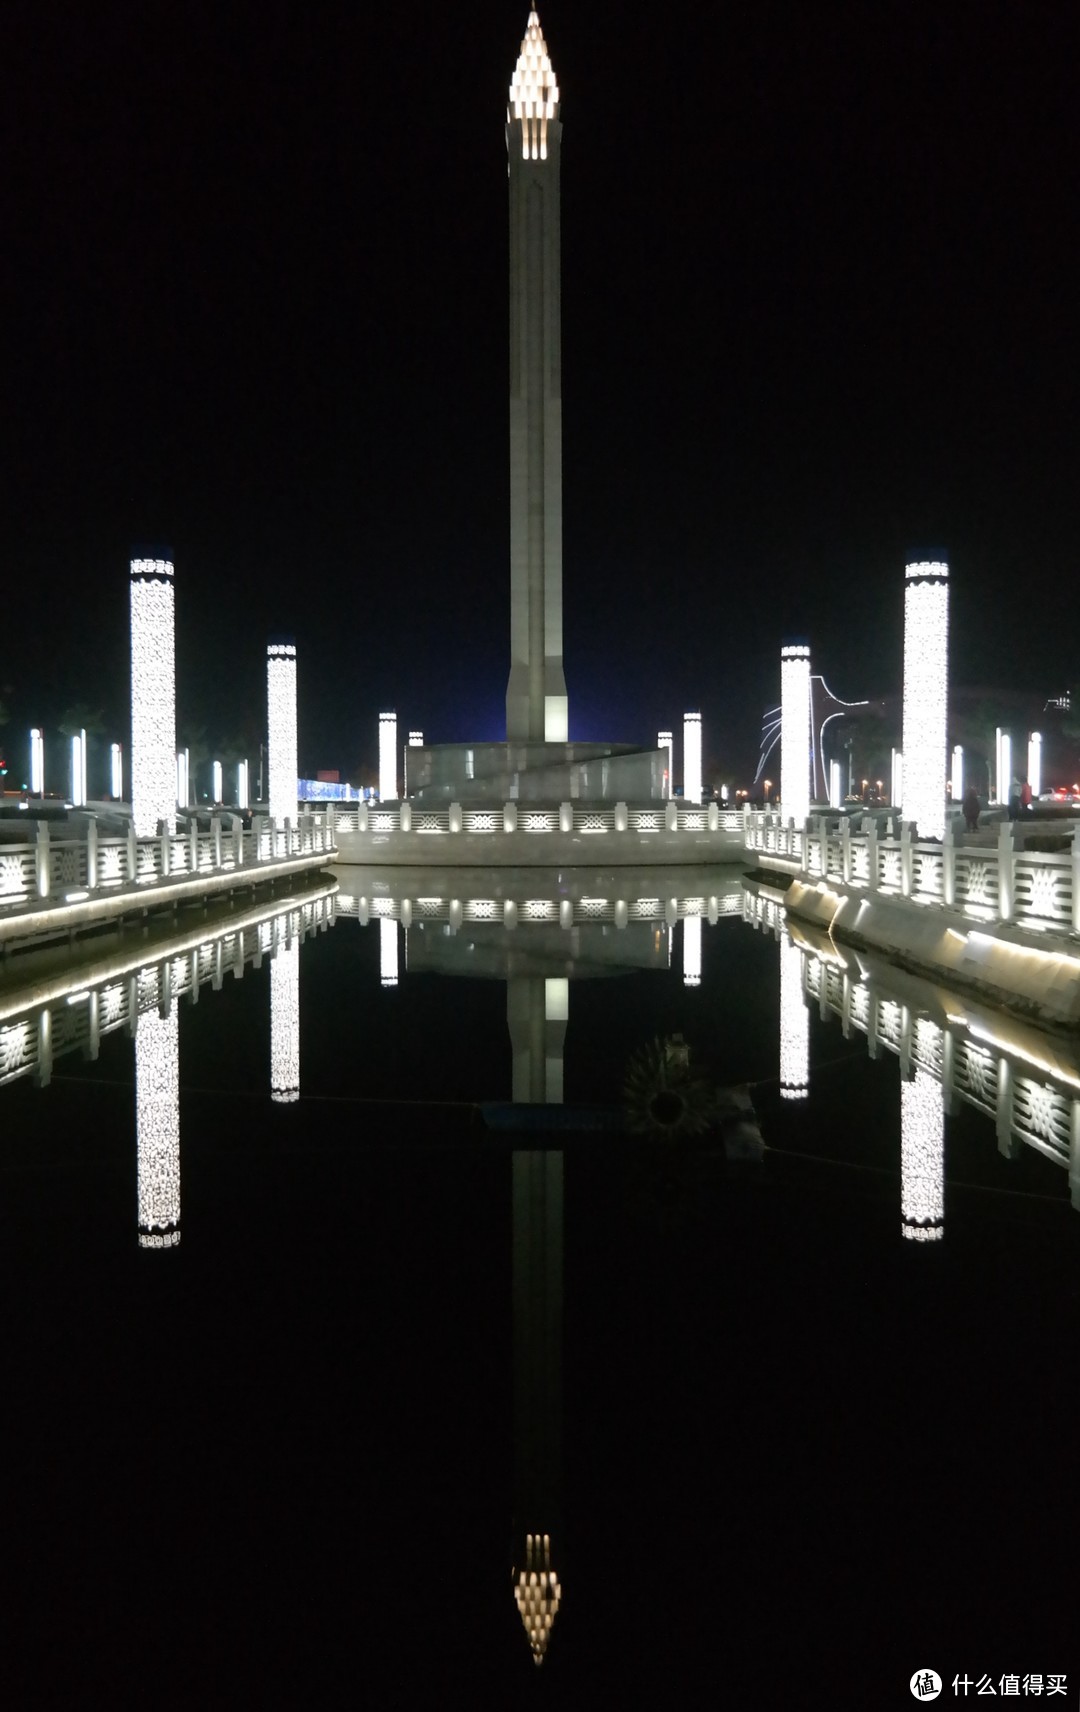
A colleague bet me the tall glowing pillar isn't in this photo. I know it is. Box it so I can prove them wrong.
[780,644,811,824]
[683,712,702,804]
[110,742,123,800]
[378,712,397,803]
[506,10,567,744]
[998,731,1012,806]
[70,730,87,807]
[176,749,189,812]
[237,760,249,810]
[212,760,222,804]
[1028,732,1041,799]
[658,730,673,800]
[901,561,949,839]
[828,759,842,809]
[779,934,809,1100]
[267,643,298,825]
[130,556,176,838]
[30,728,44,796]
[270,927,300,1103]
[135,971,181,1249]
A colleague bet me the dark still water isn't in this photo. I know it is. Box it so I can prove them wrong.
[1,870,1077,1708]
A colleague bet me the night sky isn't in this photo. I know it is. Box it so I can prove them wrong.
[5,2,1077,783]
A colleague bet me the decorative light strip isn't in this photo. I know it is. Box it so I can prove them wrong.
[780,645,811,825]
[380,917,399,987]
[900,1057,944,1241]
[1028,731,1041,800]
[130,558,176,838]
[683,712,702,805]
[270,936,300,1102]
[514,1532,561,1666]
[378,712,397,804]
[683,915,702,987]
[267,644,298,824]
[901,562,949,840]
[136,1003,181,1248]
[658,730,673,800]
[780,935,809,1098]
[508,10,559,162]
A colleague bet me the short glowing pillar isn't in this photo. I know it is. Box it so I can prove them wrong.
[951,744,963,802]
[30,728,44,796]
[658,731,673,800]
[70,730,87,807]
[176,749,189,812]
[267,643,298,825]
[270,929,300,1102]
[380,916,399,987]
[901,561,949,839]
[110,742,123,800]
[237,760,249,810]
[999,732,1012,807]
[828,759,842,809]
[682,913,701,987]
[780,645,811,825]
[900,1058,944,1242]
[212,760,222,804]
[379,712,397,804]
[135,982,181,1249]
[780,934,809,1099]
[891,749,903,808]
[1028,732,1041,800]
[683,713,702,805]
[130,557,176,838]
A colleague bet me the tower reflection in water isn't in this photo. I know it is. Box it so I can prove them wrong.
[135,968,181,1248]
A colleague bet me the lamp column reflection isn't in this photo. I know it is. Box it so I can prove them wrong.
[508,972,565,1665]
[901,561,949,840]
[135,966,181,1249]
[780,933,809,1099]
[130,557,176,838]
[900,1014,945,1242]
[270,917,300,1103]
[267,643,298,825]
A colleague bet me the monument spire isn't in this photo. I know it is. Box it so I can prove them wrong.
[506,9,568,745]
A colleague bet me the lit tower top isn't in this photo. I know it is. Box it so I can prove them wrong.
[508,10,559,160]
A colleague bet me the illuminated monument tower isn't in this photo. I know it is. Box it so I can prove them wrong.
[506,10,567,745]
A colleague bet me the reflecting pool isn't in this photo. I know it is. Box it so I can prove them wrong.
[1,867,1077,1704]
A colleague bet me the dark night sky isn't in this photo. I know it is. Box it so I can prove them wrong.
[4,1,1077,782]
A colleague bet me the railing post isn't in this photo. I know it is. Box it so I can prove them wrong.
[503,801,518,833]
[212,815,223,870]
[559,801,573,833]
[866,818,878,892]
[707,801,719,832]
[1072,827,1080,936]
[126,819,137,884]
[614,801,628,833]
[35,819,50,899]
[86,814,98,892]
[357,802,369,833]
[399,802,412,833]
[942,818,955,908]
[900,821,913,898]
[189,817,199,875]
[448,802,463,835]
[996,1057,1019,1157]
[840,815,851,885]
[1070,1101,1080,1210]
[997,819,1014,922]
[234,816,244,866]
[665,801,678,832]
[159,823,171,879]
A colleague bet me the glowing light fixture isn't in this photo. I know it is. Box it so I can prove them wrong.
[508,10,559,162]
[951,744,963,802]
[136,1002,181,1249]
[270,936,300,1102]
[780,935,809,1099]
[514,1532,561,1667]
[176,749,189,811]
[780,645,811,824]
[30,728,44,796]
[901,562,949,839]
[380,917,399,987]
[683,914,702,987]
[378,712,397,804]
[829,759,842,809]
[1028,731,1041,799]
[267,643,298,824]
[130,557,176,838]
[891,748,903,809]
[408,731,424,747]
[237,759,249,811]
[683,712,702,805]
[900,1056,944,1242]
[658,731,673,800]
[70,729,87,807]
[110,741,123,800]
[212,760,222,804]
[999,731,1012,806]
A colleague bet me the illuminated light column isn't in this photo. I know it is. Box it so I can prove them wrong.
[267,642,298,824]
[380,917,399,988]
[658,731,673,800]
[212,760,222,804]
[135,977,181,1249]
[110,742,123,800]
[951,745,963,803]
[901,561,949,840]
[999,732,1012,806]
[683,913,702,987]
[404,730,423,798]
[779,934,809,1099]
[683,712,702,805]
[270,932,300,1102]
[828,759,842,809]
[408,730,424,747]
[891,748,903,809]
[900,1065,945,1243]
[378,712,397,804]
[1028,732,1041,799]
[30,728,44,796]
[780,645,811,825]
[506,10,568,744]
[70,730,87,807]
[176,749,189,812]
[237,760,249,810]
[130,556,176,838]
